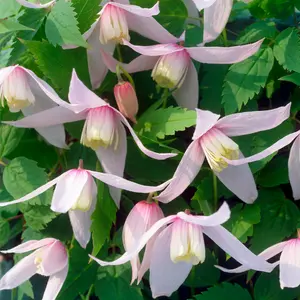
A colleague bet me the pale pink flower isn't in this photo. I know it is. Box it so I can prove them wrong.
[123,200,164,283]
[155,104,291,204]
[3,70,176,205]
[16,0,56,8]
[0,162,172,247]
[64,0,179,89]
[218,235,300,289]
[101,37,263,109]
[0,65,68,148]
[114,81,138,123]
[0,238,68,300]
[90,202,273,298]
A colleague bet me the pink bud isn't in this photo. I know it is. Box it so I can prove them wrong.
[114,81,138,123]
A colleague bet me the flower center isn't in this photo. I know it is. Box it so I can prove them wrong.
[200,128,239,172]
[80,106,119,151]
[99,4,130,44]
[151,48,190,89]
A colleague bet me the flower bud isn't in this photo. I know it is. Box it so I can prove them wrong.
[152,49,190,89]
[114,81,138,123]
[100,4,130,45]
[0,66,35,112]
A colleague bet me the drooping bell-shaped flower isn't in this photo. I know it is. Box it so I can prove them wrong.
[114,81,138,123]
[123,199,164,283]
[0,238,68,300]
[90,202,273,298]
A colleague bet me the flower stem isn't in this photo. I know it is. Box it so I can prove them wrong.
[222,29,228,47]
[0,160,7,167]
[213,173,218,211]
[116,64,135,88]
[116,44,123,62]
[86,284,94,300]
[162,88,169,108]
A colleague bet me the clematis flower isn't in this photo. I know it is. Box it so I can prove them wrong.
[217,231,300,289]
[3,70,176,205]
[123,199,164,284]
[101,37,263,109]
[64,0,179,90]
[0,238,68,300]
[16,0,56,9]
[90,202,273,298]
[0,65,68,148]
[0,161,173,248]
[155,104,291,204]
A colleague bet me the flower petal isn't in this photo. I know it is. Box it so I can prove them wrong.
[122,40,182,56]
[0,251,37,290]
[192,108,220,140]
[0,66,15,85]
[288,135,300,200]
[186,39,263,64]
[192,0,217,10]
[51,170,90,213]
[108,1,159,17]
[224,130,300,166]
[96,121,127,207]
[182,0,201,26]
[16,0,55,8]
[216,103,291,137]
[34,126,68,149]
[89,215,177,266]
[177,202,230,226]
[203,225,274,272]
[280,239,300,288]
[155,140,204,203]
[172,62,199,109]
[1,238,56,254]
[42,265,68,300]
[150,225,193,298]
[0,173,65,207]
[215,152,257,204]
[203,0,233,44]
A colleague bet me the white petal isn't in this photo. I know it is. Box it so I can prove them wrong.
[288,135,300,200]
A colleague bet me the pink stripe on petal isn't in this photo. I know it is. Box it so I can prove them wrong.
[288,135,300,200]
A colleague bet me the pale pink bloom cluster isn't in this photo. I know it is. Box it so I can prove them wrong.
[0,0,299,299]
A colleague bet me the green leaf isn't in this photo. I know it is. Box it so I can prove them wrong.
[273,28,300,73]
[251,189,300,253]
[3,157,52,207]
[18,280,34,300]
[0,124,25,159]
[280,72,300,85]
[45,0,88,48]
[222,47,274,114]
[0,36,14,67]
[0,19,33,34]
[135,106,196,140]
[0,0,20,19]
[192,283,251,300]
[224,203,260,243]
[0,219,10,248]
[95,258,143,300]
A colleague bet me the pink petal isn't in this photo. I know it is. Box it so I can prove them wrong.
[172,62,199,109]
[216,103,291,137]
[192,108,220,140]
[177,202,230,226]
[115,108,177,160]
[101,50,158,73]
[0,66,15,85]
[203,0,233,44]
[108,1,159,17]
[149,225,193,298]
[16,0,55,8]
[288,135,300,200]
[186,39,264,64]
[0,251,37,290]
[0,173,65,207]
[224,130,300,166]
[34,126,68,149]
[192,0,217,10]
[155,140,204,203]
[96,122,126,207]
[203,225,274,272]
[89,215,177,266]
[42,265,68,300]
[1,238,56,254]
[280,239,300,288]
[122,40,182,56]
[69,70,107,111]
[51,170,90,213]
[215,152,257,204]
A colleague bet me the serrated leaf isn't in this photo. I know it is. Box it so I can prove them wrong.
[23,205,56,230]
[135,106,196,140]
[280,72,300,85]
[273,28,300,73]
[0,36,14,67]
[18,280,34,300]
[0,0,20,19]
[0,219,10,247]
[191,283,251,300]
[222,47,274,114]
[45,0,88,48]
[0,19,33,34]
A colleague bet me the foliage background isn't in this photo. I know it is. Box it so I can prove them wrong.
[1,0,300,299]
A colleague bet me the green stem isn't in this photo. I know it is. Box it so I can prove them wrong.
[162,88,169,108]
[213,173,218,211]
[116,45,123,62]
[11,288,16,300]
[222,29,228,47]
[0,160,7,166]
[116,64,135,88]
[86,284,94,300]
